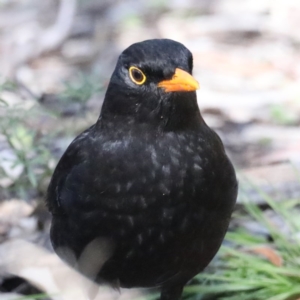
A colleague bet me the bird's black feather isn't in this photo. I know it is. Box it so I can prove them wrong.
[46,39,237,300]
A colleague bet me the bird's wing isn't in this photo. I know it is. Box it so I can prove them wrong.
[46,126,94,216]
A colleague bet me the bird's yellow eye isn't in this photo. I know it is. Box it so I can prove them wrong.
[129,67,146,85]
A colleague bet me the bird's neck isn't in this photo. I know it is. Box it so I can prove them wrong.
[98,88,204,133]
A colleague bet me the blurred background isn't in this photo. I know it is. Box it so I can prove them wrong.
[1,0,300,299]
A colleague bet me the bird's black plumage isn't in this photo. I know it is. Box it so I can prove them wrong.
[46,39,237,300]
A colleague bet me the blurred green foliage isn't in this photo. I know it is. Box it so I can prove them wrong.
[270,104,298,126]
[0,73,101,200]
[0,99,54,199]
[61,73,102,105]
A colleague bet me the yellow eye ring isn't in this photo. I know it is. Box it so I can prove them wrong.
[129,66,146,85]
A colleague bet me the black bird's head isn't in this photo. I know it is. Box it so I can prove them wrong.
[100,39,200,130]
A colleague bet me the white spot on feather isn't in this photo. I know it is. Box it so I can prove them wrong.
[137,234,143,244]
[169,146,181,157]
[194,164,202,172]
[126,182,132,191]
[171,156,180,165]
[115,184,121,193]
[159,183,170,195]
[150,149,160,168]
[162,165,171,176]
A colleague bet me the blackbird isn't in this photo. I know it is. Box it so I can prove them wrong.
[46,39,237,300]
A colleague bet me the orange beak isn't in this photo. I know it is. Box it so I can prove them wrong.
[158,68,200,92]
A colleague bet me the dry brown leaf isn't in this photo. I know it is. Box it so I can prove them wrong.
[248,246,283,267]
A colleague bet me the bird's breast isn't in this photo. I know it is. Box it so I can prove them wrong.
[88,129,232,213]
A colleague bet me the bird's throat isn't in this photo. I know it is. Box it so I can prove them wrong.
[99,86,202,132]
